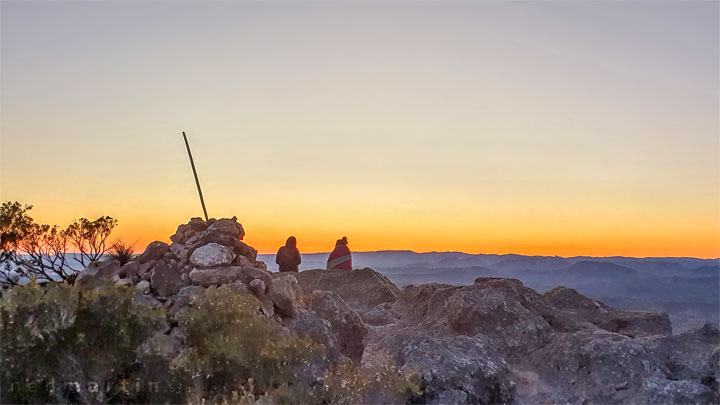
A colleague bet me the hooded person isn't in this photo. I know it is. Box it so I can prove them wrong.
[326,236,352,271]
[276,236,301,272]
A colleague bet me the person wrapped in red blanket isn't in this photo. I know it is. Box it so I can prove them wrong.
[326,236,352,270]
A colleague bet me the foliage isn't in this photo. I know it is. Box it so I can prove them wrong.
[0,281,165,404]
[268,364,422,405]
[0,201,118,286]
[174,285,324,401]
[0,279,420,404]
[109,239,137,266]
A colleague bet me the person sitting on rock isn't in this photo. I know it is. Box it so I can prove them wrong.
[327,236,352,270]
[276,236,301,272]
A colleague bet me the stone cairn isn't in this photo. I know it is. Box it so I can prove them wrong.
[75,217,301,319]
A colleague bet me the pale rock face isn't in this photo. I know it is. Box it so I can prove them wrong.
[189,243,236,267]
[75,260,122,289]
[268,274,301,317]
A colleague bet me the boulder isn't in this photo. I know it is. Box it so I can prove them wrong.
[268,274,301,318]
[189,267,245,286]
[284,308,338,355]
[138,241,170,264]
[597,310,672,338]
[234,241,257,260]
[75,260,122,289]
[188,266,271,287]
[544,286,672,337]
[206,217,242,239]
[150,262,185,297]
[228,282,251,295]
[364,332,515,404]
[249,279,267,298]
[189,243,236,267]
[309,291,367,362]
[392,280,554,354]
[361,302,398,326]
[293,268,400,313]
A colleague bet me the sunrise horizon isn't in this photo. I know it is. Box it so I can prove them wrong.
[2,1,718,260]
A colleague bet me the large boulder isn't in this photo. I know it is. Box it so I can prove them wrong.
[189,243,236,267]
[293,268,400,313]
[391,279,554,354]
[544,286,672,338]
[75,260,122,289]
[309,291,367,363]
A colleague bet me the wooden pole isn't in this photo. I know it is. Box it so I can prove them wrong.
[182,131,209,221]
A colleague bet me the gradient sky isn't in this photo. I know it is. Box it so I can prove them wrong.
[1,1,718,258]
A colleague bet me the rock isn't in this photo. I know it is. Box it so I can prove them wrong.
[195,232,237,249]
[118,261,141,280]
[393,280,554,354]
[293,268,400,313]
[633,377,718,405]
[189,243,236,267]
[188,217,207,232]
[233,254,254,268]
[365,332,514,404]
[135,280,151,294]
[284,308,339,355]
[167,285,204,320]
[249,279,266,298]
[234,241,257,260]
[309,291,367,362]
[189,267,244,286]
[362,302,398,326]
[206,217,242,239]
[138,241,171,264]
[268,274,301,318]
[150,262,185,297]
[597,310,672,338]
[228,282,251,295]
[189,266,271,287]
[75,260,122,289]
[137,261,158,279]
[170,242,190,263]
[544,286,672,337]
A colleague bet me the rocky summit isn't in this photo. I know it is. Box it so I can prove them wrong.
[75,217,719,404]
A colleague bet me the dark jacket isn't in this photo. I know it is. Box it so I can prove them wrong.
[276,236,301,272]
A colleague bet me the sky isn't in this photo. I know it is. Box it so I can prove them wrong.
[1,1,718,258]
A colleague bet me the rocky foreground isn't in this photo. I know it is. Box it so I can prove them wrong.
[75,217,719,404]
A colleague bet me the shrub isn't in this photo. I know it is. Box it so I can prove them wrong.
[109,239,137,266]
[174,285,324,402]
[0,282,165,404]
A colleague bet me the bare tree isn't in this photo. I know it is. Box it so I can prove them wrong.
[0,201,118,286]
